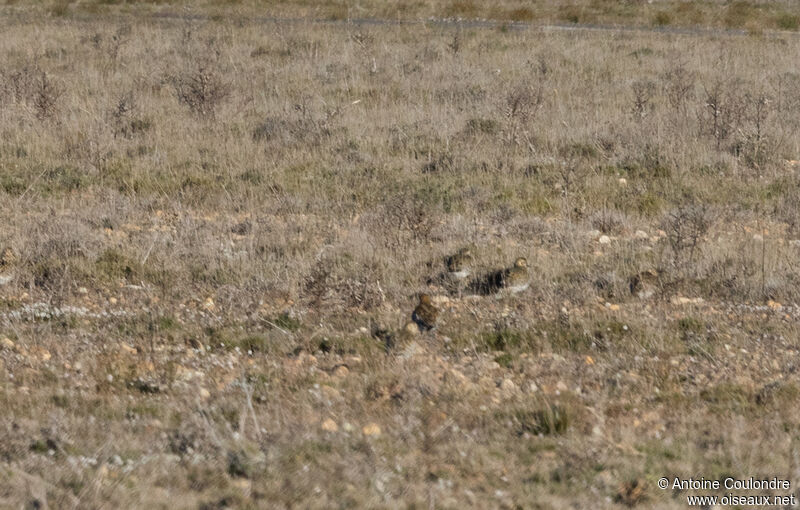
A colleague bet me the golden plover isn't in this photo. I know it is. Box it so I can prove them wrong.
[1,247,16,267]
[412,293,439,332]
[445,247,473,280]
[502,257,530,294]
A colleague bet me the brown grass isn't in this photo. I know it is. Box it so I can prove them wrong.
[2,10,800,509]
[2,0,800,31]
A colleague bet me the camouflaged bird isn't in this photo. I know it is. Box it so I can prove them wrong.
[412,293,439,331]
[502,257,530,293]
[0,247,16,267]
[0,247,16,287]
[628,269,659,300]
[445,247,473,280]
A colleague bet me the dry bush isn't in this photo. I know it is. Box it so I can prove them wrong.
[173,65,230,116]
[661,202,715,270]
[31,72,62,120]
[630,79,656,119]
[110,92,151,139]
[699,78,746,150]
[589,208,628,235]
[662,62,696,117]
[1,66,62,119]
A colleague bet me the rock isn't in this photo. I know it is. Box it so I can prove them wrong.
[528,382,539,393]
[119,343,137,355]
[198,387,211,399]
[0,273,12,286]
[31,347,51,361]
[670,296,704,305]
[400,341,423,359]
[447,369,469,388]
[321,418,338,432]
[598,235,611,245]
[362,423,381,436]
[175,365,204,381]
[403,322,420,336]
[618,178,627,185]
[342,422,355,433]
[634,230,649,240]
[231,479,251,490]
[332,365,349,378]
[768,300,782,310]
[203,297,215,311]
[77,287,88,295]
[753,234,764,242]
[500,378,516,393]
[0,337,15,350]
[320,385,342,401]
[108,297,118,305]
[431,295,450,305]
[789,240,800,247]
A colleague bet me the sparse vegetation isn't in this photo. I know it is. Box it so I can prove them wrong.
[2,5,800,509]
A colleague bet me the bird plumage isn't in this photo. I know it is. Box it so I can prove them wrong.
[445,247,473,280]
[502,257,530,293]
[0,247,16,267]
[412,293,439,331]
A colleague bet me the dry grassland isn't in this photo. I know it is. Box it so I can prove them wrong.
[2,8,800,509]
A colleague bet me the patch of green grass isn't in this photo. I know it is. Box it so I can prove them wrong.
[29,438,57,455]
[157,315,179,331]
[51,393,69,408]
[512,404,571,435]
[678,316,704,338]
[775,12,800,30]
[237,335,272,353]
[269,313,302,332]
[652,11,672,26]
[755,381,800,408]
[464,117,500,136]
[628,47,654,58]
[43,165,89,194]
[505,7,535,21]
[559,5,582,24]
[494,352,514,368]
[0,173,27,195]
[725,1,758,28]
[480,328,530,351]
[319,335,383,357]
[96,247,143,281]
[127,402,163,418]
[535,320,595,353]
[700,383,753,415]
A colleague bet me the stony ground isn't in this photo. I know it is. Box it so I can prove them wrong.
[4,218,800,508]
[3,7,800,509]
